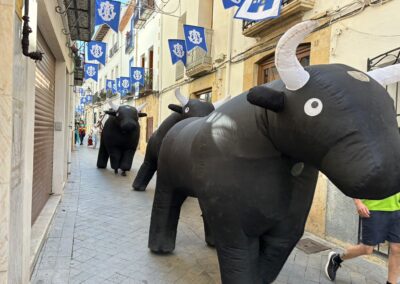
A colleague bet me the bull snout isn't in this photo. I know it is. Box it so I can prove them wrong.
[120,121,138,133]
[321,130,400,200]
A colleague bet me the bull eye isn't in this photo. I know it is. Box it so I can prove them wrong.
[116,112,119,117]
[304,98,323,117]
[184,107,190,113]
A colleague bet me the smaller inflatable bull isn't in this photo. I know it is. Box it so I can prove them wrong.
[132,89,219,191]
[97,103,147,176]
[149,20,400,283]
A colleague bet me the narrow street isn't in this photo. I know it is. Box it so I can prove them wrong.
[31,147,388,284]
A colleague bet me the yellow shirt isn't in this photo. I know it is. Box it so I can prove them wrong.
[363,193,400,211]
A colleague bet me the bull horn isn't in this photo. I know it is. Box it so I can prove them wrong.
[214,95,231,109]
[367,64,400,86]
[275,20,318,91]
[175,88,189,106]
[136,103,147,113]
[108,101,119,111]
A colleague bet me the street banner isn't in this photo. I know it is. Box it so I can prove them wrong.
[84,63,99,82]
[86,95,93,104]
[87,41,107,66]
[120,77,131,95]
[222,0,244,9]
[183,25,208,53]
[112,80,118,93]
[130,67,145,86]
[95,0,121,33]
[106,79,114,93]
[117,78,122,92]
[168,39,187,66]
[235,0,283,21]
[80,97,87,105]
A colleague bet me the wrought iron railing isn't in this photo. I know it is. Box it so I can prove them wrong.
[242,0,293,31]
[133,0,155,29]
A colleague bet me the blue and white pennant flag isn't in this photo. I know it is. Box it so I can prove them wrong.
[183,25,208,53]
[120,77,131,95]
[130,67,145,86]
[95,0,121,33]
[87,41,107,66]
[235,0,283,21]
[168,39,187,66]
[106,79,114,93]
[84,63,99,82]
[222,0,244,9]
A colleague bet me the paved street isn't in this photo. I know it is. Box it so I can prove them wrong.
[32,146,388,284]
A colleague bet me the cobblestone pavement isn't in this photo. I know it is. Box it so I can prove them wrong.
[32,146,388,284]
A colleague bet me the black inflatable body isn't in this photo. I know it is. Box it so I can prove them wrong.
[132,94,215,191]
[149,21,400,283]
[97,105,147,175]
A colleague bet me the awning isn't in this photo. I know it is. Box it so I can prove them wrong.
[65,0,95,42]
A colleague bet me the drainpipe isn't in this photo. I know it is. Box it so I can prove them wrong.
[224,9,234,98]
[22,0,43,61]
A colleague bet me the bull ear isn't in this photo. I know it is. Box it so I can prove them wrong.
[247,85,285,112]
[138,113,147,117]
[168,104,183,114]
[105,110,117,116]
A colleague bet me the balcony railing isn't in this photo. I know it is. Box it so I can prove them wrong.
[133,0,155,29]
[186,29,213,78]
[242,0,315,37]
[125,31,134,54]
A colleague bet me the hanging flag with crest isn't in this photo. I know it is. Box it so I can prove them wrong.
[130,67,145,86]
[183,25,208,53]
[112,80,118,93]
[168,39,187,66]
[235,0,283,21]
[87,41,107,66]
[84,63,99,82]
[95,0,121,33]
[80,97,87,105]
[120,77,131,95]
[106,79,114,93]
[222,0,244,9]
[116,78,122,92]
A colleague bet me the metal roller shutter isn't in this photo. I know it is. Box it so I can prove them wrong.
[32,31,56,224]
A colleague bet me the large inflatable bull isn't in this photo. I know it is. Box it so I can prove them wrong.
[148,21,400,283]
[97,104,147,176]
[132,89,215,191]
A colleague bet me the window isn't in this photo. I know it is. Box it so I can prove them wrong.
[193,88,212,103]
[258,43,311,85]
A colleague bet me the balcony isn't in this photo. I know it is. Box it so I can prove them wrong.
[125,31,135,54]
[186,29,213,78]
[242,0,315,38]
[133,0,155,29]
[175,61,185,81]
[64,0,95,42]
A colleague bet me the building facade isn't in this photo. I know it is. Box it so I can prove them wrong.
[1,0,92,283]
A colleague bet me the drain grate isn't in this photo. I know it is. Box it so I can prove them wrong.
[296,238,330,254]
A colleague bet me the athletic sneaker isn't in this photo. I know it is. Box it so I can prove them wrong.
[325,251,342,281]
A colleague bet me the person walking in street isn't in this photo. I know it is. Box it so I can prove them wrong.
[325,195,400,284]
[78,125,86,145]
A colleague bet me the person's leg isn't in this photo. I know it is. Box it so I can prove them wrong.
[341,244,374,260]
[388,243,400,284]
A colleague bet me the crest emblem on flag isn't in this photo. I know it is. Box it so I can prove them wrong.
[183,25,208,52]
[91,44,103,58]
[86,67,96,77]
[122,78,130,89]
[235,0,283,21]
[106,79,114,92]
[133,71,142,81]
[95,0,121,33]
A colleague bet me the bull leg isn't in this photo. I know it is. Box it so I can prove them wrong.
[120,149,135,173]
[132,160,157,191]
[198,200,215,247]
[109,150,122,173]
[148,182,187,253]
[97,142,109,169]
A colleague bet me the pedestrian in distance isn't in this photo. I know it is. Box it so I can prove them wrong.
[325,194,400,284]
[79,126,86,145]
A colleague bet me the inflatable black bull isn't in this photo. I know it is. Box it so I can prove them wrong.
[149,21,400,284]
[132,89,215,191]
[97,104,147,176]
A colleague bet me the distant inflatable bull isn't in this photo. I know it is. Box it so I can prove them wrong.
[132,89,216,191]
[149,21,400,283]
[97,104,147,176]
